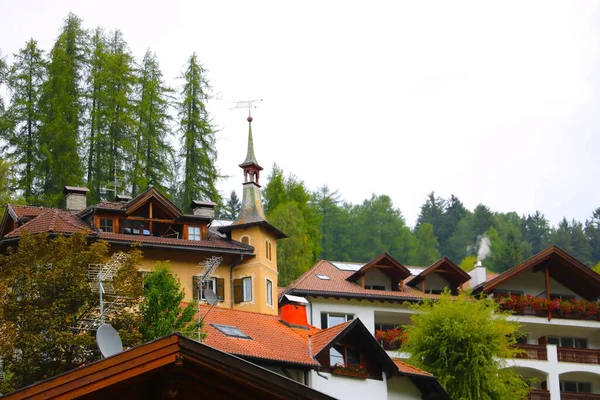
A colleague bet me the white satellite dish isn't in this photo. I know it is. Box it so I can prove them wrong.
[204,288,219,306]
[96,323,123,358]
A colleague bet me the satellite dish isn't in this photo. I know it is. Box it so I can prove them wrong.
[204,288,219,306]
[96,324,123,358]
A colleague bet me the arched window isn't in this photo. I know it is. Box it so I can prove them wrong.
[265,240,272,261]
[241,236,250,245]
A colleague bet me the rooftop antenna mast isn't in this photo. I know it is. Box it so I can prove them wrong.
[231,99,263,117]
[75,253,128,331]
[196,256,223,341]
[99,159,124,200]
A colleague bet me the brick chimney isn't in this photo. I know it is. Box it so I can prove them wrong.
[279,294,309,329]
[191,200,216,218]
[63,186,89,212]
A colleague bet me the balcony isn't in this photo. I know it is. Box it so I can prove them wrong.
[558,348,600,364]
[561,393,600,400]
[528,389,550,400]
[515,344,548,361]
[496,295,600,322]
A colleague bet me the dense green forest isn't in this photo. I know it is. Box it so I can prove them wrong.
[0,13,218,210]
[260,166,600,285]
[1,14,599,286]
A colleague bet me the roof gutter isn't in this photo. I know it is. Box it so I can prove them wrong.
[288,289,425,303]
[96,238,256,256]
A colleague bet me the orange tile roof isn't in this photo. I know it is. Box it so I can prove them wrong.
[286,260,441,301]
[392,359,433,377]
[6,208,89,238]
[310,321,352,356]
[199,306,320,366]
[8,204,48,219]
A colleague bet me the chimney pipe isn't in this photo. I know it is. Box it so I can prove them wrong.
[469,261,486,288]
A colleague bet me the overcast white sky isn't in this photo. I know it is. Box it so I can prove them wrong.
[1,1,599,227]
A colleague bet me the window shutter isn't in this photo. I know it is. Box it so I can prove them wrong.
[233,279,243,303]
[216,278,225,301]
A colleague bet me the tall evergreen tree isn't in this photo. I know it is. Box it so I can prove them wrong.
[38,14,87,205]
[520,211,550,254]
[179,53,220,211]
[438,194,467,255]
[131,50,174,195]
[85,27,108,201]
[3,40,46,200]
[585,208,600,265]
[314,186,352,261]
[217,190,241,220]
[411,223,441,266]
[569,219,592,265]
[416,192,445,234]
[550,218,572,253]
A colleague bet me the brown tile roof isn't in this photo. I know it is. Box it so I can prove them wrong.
[486,271,499,281]
[286,260,440,301]
[6,209,89,238]
[93,201,126,210]
[8,204,48,219]
[310,321,352,356]
[199,306,320,366]
[393,359,433,377]
[97,231,253,252]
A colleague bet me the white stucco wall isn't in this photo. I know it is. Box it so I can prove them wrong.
[308,297,414,334]
[423,272,451,291]
[364,268,393,290]
[309,371,389,400]
[386,376,424,400]
[495,269,578,298]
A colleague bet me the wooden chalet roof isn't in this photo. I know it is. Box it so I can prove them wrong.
[2,333,335,400]
[408,257,470,289]
[475,246,600,301]
[347,252,411,284]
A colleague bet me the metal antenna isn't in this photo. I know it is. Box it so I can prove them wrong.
[99,159,124,200]
[75,253,128,331]
[196,256,223,341]
[231,99,263,117]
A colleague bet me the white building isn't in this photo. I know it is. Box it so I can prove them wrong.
[282,246,600,400]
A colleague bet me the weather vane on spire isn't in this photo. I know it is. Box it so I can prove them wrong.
[232,99,263,120]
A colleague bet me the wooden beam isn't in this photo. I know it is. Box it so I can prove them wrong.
[545,265,552,321]
[420,279,425,293]
[149,201,153,219]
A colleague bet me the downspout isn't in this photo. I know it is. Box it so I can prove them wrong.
[309,335,328,380]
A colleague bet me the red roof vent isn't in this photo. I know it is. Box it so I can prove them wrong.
[279,295,309,329]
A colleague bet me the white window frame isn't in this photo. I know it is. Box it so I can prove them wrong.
[242,277,252,302]
[321,312,354,329]
[266,278,273,307]
[188,226,201,241]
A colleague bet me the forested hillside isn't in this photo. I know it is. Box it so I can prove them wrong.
[1,14,599,286]
[261,166,600,286]
[0,13,218,210]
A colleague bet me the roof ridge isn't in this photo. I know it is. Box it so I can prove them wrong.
[49,209,60,232]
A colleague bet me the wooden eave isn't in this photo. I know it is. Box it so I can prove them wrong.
[124,187,182,218]
[477,246,600,301]
[346,252,411,284]
[4,333,336,400]
[408,257,470,289]
[313,319,398,376]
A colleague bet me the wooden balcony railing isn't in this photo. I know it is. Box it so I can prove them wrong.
[558,347,600,364]
[528,389,550,400]
[515,344,548,361]
[561,393,600,400]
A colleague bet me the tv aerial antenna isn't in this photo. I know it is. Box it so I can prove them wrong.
[196,256,223,341]
[231,99,263,117]
[99,159,125,200]
[75,252,128,331]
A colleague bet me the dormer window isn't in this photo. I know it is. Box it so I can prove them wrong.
[329,344,361,368]
[188,226,201,241]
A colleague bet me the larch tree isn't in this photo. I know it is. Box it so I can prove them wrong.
[403,291,530,400]
[178,53,220,211]
[38,13,87,206]
[411,223,441,266]
[3,39,46,201]
[131,50,175,195]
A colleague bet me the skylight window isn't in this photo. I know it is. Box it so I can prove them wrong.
[316,274,331,280]
[212,324,252,339]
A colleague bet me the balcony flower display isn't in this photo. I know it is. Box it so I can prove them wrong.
[332,363,368,378]
[495,294,600,320]
[375,328,407,350]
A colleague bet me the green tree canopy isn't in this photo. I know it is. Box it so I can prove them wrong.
[139,262,197,341]
[0,233,142,390]
[404,292,530,400]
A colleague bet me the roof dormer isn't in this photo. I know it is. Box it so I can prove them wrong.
[346,253,411,291]
[408,257,470,295]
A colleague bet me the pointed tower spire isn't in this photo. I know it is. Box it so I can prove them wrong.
[239,116,263,186]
